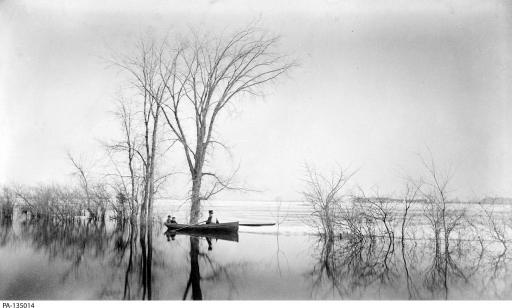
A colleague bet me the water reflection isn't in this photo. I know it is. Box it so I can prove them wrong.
[309,234,511,299]
[139,221,152,300]
[183,237,202,300]
[0,215,157,300]
[177,234,242,300]
[122,220,137,300]
[1,215,512,299]
[0,215,13,247]
[309,236,399,298]
[21,217,108,268]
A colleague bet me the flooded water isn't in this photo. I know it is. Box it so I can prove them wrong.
[1,201,512,300]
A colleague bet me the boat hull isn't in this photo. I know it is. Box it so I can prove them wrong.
[164,221,239,232]
[164,221,239,242]
[164,229,239,242]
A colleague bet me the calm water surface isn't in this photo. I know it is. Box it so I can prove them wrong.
[1,201,512,300]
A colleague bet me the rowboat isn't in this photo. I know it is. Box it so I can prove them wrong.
[164,221,239,242]
[164,221,239,232]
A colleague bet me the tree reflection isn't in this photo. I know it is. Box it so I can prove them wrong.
[122,219,137,300]
[0,215,13,247]
[183,237,203,300]
[177,235,245,300]
[19,216,109,268]
[139,221,153,299]
[401,240,419,299]
[3,214,161,300]
[309,231,512,299]
[309,236,399,298]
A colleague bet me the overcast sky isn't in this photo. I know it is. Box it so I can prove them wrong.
[1,0,511,201]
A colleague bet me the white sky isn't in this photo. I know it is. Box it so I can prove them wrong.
[1,0,511,201]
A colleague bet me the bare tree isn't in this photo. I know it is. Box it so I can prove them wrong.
[418,153,465,250]
[155,28,294,223]
[355,188,396,251]
[104,98,145,221]
[302,164,352,238]
[480,203,508,254]
[401,181,422,242]
[117,100,140,220]
[113,39,171,226]
[68,153,93,218]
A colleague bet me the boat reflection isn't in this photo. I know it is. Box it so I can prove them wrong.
[164,229,239,242]
[164,230,244,300]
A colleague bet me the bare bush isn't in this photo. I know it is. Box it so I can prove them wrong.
[418,154,466,247]
[354,189,397,243]
[11,182,111,223]
[13,184,82,221]
[340,201,373,239]
[480,203,508,254]
[302,164,353,238]
[401,181,422,241]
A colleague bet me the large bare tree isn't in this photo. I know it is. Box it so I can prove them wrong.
[155,28,294,223]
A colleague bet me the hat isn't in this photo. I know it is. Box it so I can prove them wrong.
[208,210,214,214]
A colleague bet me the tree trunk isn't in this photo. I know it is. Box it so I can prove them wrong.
[401,202,408,242]
[128,149,137,220]
[189,174,202,224]
[140,105,159,227]
[147,180,154,224]
[140,180,148,227]
[146,111,159,226]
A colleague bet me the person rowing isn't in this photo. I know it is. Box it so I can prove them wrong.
[205,210,219,224]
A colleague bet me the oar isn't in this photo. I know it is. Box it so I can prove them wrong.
[239,223,276,227]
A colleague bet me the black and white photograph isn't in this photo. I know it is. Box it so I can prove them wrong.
[1,0,512,302]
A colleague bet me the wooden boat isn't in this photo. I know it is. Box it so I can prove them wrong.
[164,221,239,232]
[164,221,239,242]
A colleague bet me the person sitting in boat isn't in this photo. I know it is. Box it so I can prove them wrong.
[166,215,177,224]
[205,210,219,224]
